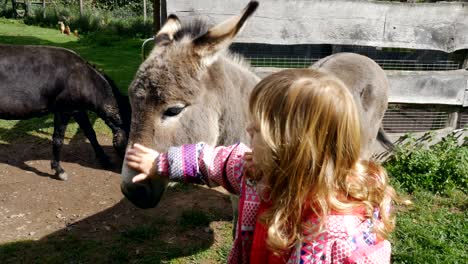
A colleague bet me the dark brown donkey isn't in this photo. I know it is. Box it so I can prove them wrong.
[120,1,392,211]
[0,45,131,180]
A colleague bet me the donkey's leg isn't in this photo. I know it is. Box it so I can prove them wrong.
[51,112,71,180]
[72,111,112,168]
[94,108,127,158]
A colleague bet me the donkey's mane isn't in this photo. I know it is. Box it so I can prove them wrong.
[100,72,131,126]
[86,62,131,127]
[174,19,210,41]
[87,63,123,97]
[101,73,125,100]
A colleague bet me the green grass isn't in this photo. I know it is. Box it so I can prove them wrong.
[392,189,467,263]
[0,18,76,44]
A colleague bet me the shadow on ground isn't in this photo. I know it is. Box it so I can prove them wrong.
[0,116,232,263]
[0,184,232,263]
[0,114,122,179]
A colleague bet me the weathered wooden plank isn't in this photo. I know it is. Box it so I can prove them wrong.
[253,68,468,106]
[168,0,468,52]
[387,70,468,106]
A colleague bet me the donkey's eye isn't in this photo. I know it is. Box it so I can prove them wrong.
[163,106,186,117]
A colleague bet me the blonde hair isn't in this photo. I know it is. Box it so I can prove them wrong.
[248,69,403,253]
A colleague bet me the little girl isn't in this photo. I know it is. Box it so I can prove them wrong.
[125,69,403,263]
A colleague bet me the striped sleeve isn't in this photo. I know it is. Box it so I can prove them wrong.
[156,143,250,195]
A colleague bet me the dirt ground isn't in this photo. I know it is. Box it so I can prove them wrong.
[0,134,232,245]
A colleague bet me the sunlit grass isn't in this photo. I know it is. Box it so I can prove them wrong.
[391,189,467,263]
[0,17,78,44]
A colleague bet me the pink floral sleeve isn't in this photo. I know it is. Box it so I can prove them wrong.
[156,143,250,195]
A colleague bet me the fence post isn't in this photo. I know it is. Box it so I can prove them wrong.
[446,112,459,129]
[153,0,166,33]
[161,0,166,25]
[143,0,147,22]
[153,0,161,34]
[24,0,31,17]
[464,80,468,108]
[332,45,343,54]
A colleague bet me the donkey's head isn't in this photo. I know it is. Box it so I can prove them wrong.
[121,1,259,209]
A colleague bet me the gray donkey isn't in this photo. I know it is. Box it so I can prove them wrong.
[120,1,392,214]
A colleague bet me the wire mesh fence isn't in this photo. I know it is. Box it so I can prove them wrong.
[246,56,320,68]
[230,43,465,71]
[142,43,465,71]
[458,112,468,129]
[245,56,461,71]
[372,59,460,71]
[382,107,451,133]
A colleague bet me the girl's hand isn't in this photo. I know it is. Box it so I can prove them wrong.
[125,143,160,183]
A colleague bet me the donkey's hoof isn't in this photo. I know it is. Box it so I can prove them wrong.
[56,172,68,181]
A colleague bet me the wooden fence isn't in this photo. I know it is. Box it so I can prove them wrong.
[165,0,468,138]
[168,0,468,52]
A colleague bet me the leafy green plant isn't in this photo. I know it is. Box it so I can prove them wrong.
[384,130,468,194]
[0,4,15,18]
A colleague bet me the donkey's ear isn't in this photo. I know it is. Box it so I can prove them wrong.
[193,1,258,66]
[154,14,182,46]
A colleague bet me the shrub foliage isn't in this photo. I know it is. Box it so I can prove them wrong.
[384,130,468,194]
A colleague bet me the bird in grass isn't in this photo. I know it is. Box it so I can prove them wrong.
[64,26,71,36]
[73,30,79,37]
[58,21,65,34]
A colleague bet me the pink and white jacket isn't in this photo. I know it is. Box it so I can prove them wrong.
[156,143,391,264]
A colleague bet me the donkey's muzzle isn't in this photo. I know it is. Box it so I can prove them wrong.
[121,179,167,209]
[121,163,167,209]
